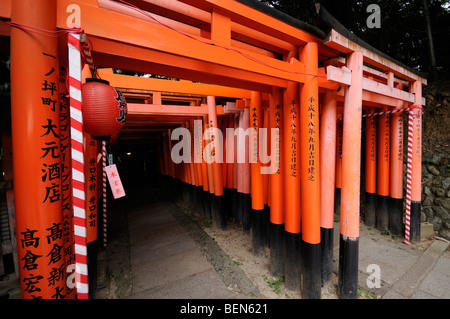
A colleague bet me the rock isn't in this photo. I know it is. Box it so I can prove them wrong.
[447,190,450,198]
[443,177,450,190]
[421,212,427,222]
[439,166,450,177]
[423,196,434,206]
[442,198,450,211]
[432,216,442,230]
[438,228,450,241]
[424,185,432,196]
[427,164,440,176]
[433,206,450,220]
[433,187,446,197]
[444,219,450,229]
[422,206,434,219]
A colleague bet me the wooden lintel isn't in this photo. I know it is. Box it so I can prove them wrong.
[325,29,427,85]
[327,65,425,105]
[127,103,224,117]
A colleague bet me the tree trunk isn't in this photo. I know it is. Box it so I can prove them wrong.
[422,0,438,80]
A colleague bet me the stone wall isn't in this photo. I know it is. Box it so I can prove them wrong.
[421,152,450,240]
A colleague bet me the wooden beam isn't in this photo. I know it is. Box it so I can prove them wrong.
[97,69,252,99]
[127,103,225,116]
[325,29,427,85]
[327,65,426,105]
[56,0,307,86]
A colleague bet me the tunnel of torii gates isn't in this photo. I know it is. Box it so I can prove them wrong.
[0,0,426,299]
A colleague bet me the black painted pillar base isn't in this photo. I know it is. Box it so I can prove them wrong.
[320,227,333,287]
[301,240,321,299]
[376,195,389,231]
[202,191,212,221]
[338,234,359,299]
[196,186,204,216]
[284,231,301,291]
[182,182,189,204]
[176,179,183,202]
[87,240,98,299]
[410,201,421,242]
[189,183,195,207]
[211,195,226,230]
[269,223,284,277]
[389,197,403,236]
[231,189,239,223]
[365,192,376,227]
[236,192,243,226]
[241,193,251,231]
[264,205,270,248]
[223,187,231,220]
[190,184,197,211]
[251,208,265,256]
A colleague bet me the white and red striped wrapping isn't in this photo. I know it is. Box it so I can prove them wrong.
[80,36,96,78]
[102,141,107,248]
[338,105,412,121]
[404,110,414,245]
[68,32,89,299]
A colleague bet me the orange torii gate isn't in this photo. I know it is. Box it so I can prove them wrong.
[1,0,426,299]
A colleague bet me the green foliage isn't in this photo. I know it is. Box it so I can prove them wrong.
[262,274,285,294]
[259,0,450,81]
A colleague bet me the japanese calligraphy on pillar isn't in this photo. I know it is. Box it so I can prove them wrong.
[306,97,318,182]
[337,118,343,161]
[250,106,258,163]
[414,114,421,160]
[369,115,376,162]
[274,103,281,174]
[289,100,297,177]
[383,113,390,163]
[20,51,66,299]
[85,135,98,243]
[41,53,61,206]
[397,114,404,161]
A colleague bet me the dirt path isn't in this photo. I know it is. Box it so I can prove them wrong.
[174,200,339,299]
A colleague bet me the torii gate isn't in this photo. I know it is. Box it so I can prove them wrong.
[2,0,425,299]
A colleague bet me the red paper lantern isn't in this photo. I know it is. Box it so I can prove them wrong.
[81,78,127,139]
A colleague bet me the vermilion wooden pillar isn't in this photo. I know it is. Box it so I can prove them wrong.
[409,81,422,242]
[84,133,98,298]
[335,116,343,221]
[250,91,265,256]
[241,108,251,231]
[389,84,404,235]
[11,0,66,298]
[377,108,390,231]
[339,51,363,299]
[299,42,321,299]
[207,96,226,229]
[283,79,301,291]
[365,107,377,227]
[269,86,284,277]
[319,90,337,288]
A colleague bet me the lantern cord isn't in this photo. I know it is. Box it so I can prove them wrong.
[2,19,102,81]
[1,19,83,37]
